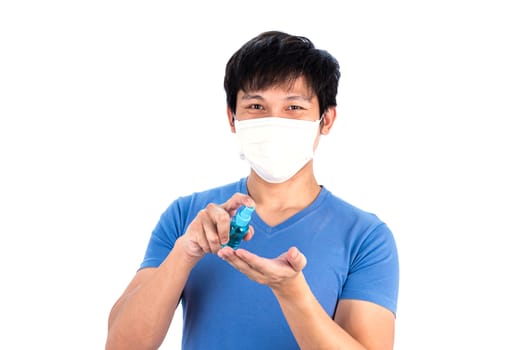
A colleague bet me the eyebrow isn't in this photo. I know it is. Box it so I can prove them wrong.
[240,93,313,102]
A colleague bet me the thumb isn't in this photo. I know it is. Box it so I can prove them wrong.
[287,247,307,272]
[221,192,256,215]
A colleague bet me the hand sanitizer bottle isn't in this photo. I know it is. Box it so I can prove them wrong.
[223,206,255,249]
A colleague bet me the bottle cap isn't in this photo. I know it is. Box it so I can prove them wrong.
[233,206,255,226]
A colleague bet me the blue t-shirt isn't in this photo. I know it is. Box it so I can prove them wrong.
[140,177,399,349]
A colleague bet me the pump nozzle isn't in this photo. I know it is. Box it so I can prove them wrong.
[233,206,255,226]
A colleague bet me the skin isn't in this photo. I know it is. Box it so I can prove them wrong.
[105,77,395,350]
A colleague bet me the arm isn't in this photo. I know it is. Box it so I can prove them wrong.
[274,273,395,349]
[105,240,197,350]
[218,247,395,350]
[106,193,255,350]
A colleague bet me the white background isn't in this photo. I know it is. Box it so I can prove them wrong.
[1,1,523,349]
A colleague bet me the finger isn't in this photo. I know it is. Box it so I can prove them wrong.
[202,203,231,251]
[193,214,211,253]
[218,247,251,269]
[196,222,211,253]
[234,249,268,271]
[217,245,234,260]
[210,204,232,246]
[219,248,257,270]
[242,226,255,242]
[219,248,266,282]
[221,192,256,215]
[286,247,307,272]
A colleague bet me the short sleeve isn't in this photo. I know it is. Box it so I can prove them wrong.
[341,223,399,315]
[139,199,187,270]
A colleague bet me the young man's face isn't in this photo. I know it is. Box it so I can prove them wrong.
[233,76,321,122]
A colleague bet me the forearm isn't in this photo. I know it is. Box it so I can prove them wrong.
[272,273,365,350]
[106,240,196,350]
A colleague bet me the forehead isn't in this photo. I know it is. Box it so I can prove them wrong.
[239,76,315,100]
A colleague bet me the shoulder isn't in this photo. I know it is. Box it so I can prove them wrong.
[166,177,248,214]
[319,188,397,259]
[322,188,389,232]
[152,178,248,239]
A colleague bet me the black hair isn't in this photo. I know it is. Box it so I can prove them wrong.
[224,31,341,116]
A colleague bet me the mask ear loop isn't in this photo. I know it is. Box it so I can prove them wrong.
[319,113,329,134]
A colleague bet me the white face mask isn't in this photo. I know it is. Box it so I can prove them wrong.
[234,116,322,183]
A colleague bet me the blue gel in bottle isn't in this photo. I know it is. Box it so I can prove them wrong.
[223,206,255,249]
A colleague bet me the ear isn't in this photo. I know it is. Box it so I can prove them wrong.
[227,107,236,133]
[320,107,337,135]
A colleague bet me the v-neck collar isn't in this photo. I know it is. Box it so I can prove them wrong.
[239,177,329,235]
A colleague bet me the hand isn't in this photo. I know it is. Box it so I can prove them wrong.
[218,246,307,291]
[179,193,255,261]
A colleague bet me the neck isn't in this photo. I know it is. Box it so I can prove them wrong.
[246,163,321,211]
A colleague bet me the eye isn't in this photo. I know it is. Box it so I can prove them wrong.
[287,105,305,111]
[248,104,264,110]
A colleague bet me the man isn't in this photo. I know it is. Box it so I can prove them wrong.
[106,30,399,350]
